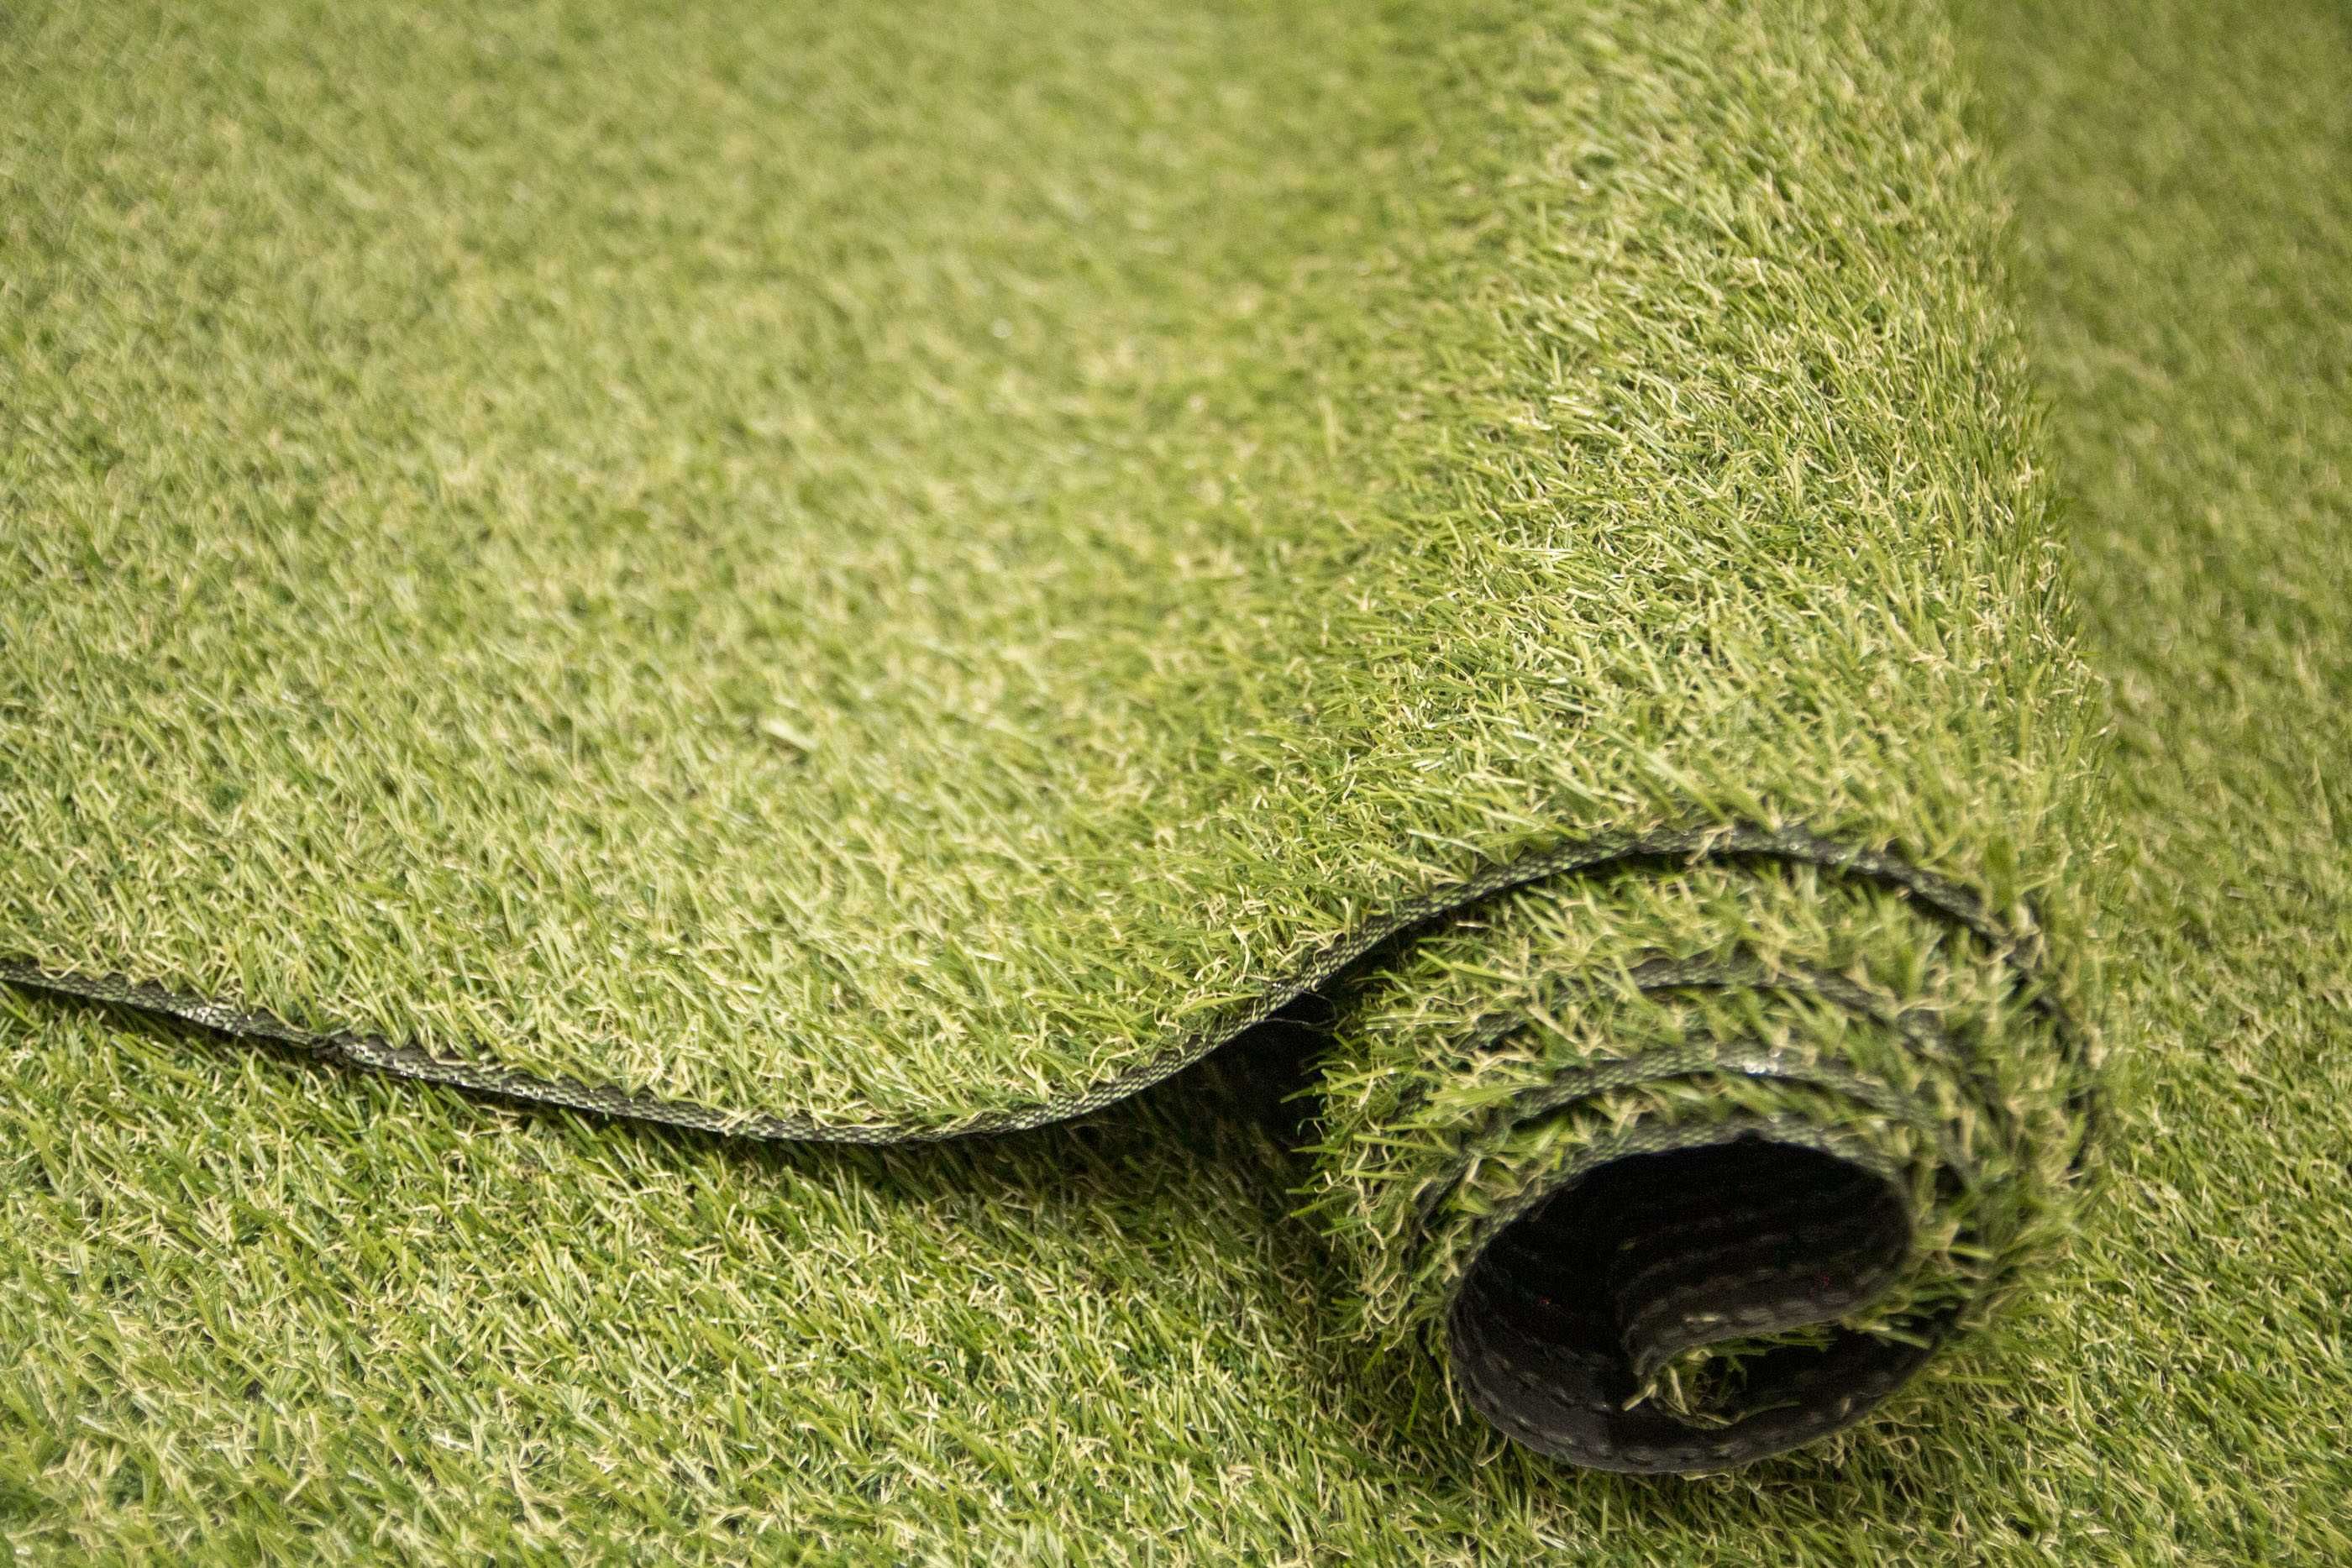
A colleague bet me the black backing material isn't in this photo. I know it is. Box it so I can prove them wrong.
[1452,1133,1937,1471]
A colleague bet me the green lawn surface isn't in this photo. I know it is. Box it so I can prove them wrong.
[3,0,2346,1558]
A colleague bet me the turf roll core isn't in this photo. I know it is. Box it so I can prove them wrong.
[3,0,2101,1479]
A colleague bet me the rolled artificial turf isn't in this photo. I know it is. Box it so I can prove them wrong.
[3,0,2112,1514]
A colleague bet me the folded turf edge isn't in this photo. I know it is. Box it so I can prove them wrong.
[0,819,2092,1472]
[0,821,2084,1142]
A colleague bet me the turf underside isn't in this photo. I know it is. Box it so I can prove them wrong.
[3,0,2348,1557]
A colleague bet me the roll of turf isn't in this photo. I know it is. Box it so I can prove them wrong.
[0,0,2099,1472]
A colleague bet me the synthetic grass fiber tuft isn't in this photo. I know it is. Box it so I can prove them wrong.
[1,0,2118,1509]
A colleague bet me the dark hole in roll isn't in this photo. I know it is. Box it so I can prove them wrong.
[1448,1133,1935,1473]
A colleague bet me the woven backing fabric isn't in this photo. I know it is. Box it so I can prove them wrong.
[1,0,2099,1472]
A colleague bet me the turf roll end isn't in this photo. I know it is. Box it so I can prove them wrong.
[1305,847,2088,1472]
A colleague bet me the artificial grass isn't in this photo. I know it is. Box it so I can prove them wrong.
[3,0,2099,1476]
[2,0,2344,1556]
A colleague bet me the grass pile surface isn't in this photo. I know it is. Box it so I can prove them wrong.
[1,0,2344,1557]
[4,0,2097,1481]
